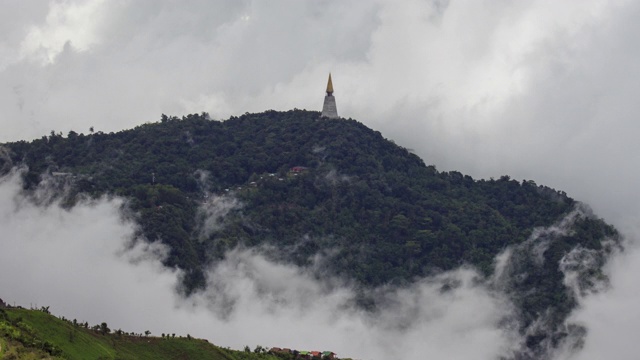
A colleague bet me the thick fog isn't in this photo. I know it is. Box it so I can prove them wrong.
[2,1,640,359]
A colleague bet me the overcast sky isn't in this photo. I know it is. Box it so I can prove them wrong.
[2,1,640,359]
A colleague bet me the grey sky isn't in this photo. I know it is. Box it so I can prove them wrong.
[1,1,640,358]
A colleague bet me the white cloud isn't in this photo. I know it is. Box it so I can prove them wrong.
[0,170,181,323]
[196,193,242,239]
[551,237,640,360]
[19,0,110,65]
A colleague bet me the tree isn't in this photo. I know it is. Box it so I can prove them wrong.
[144,330,151,337]
[100,322,110,335]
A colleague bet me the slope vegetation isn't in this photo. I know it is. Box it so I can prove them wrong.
[0,307,286,360]
[0,309,235,360]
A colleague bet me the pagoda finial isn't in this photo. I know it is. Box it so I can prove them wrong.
[326,73,334,95]
[321,73,338,118]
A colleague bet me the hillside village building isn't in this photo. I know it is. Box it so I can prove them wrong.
[321,73,339,118]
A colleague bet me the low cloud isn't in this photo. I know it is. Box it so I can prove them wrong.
[196,193,242,239]
[551,236,640,360]
[0,169,182,325]
[0,170,523,359]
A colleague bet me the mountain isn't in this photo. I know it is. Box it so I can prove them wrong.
[0,110,619,357]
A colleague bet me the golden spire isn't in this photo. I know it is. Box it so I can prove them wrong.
[326,73,334,95]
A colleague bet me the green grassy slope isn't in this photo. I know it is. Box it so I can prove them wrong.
[0,308,281,360]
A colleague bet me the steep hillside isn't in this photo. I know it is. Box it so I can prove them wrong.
[0,110,620,354]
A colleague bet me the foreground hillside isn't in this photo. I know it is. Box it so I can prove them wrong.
[0,306,330,360]
[0,110,620,356]
[0,306,238,360]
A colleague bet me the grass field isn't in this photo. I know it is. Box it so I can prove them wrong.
[0,308,281,360]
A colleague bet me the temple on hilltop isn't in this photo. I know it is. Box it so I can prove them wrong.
[321,73,339,118]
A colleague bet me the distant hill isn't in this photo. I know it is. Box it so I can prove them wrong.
[0,110,620,355]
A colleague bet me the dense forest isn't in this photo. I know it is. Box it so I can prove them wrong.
[0,110,619,355]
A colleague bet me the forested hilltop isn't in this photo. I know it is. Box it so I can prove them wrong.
[0,110,619,355]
